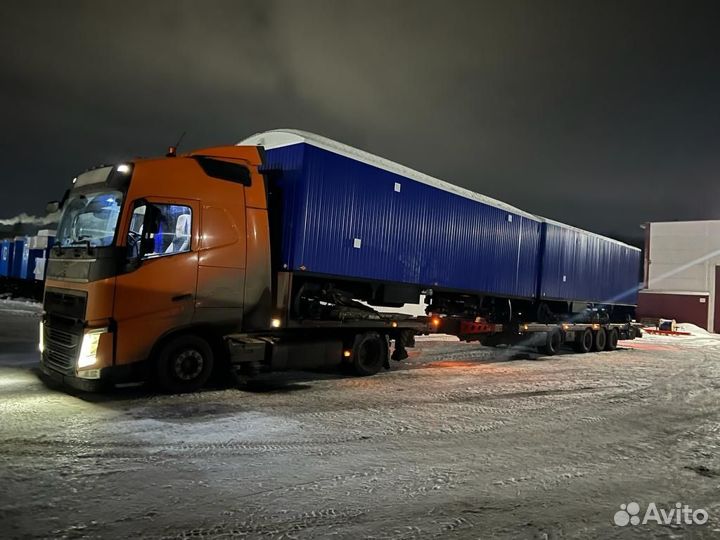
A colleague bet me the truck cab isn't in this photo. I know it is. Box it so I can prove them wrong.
[40,146,272,392]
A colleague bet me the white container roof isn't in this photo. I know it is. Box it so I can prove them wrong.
[239,129,538,220]
[239,129,638,250]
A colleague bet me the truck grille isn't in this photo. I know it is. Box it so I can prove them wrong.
[44,289,87,320]
[43,323,81,373]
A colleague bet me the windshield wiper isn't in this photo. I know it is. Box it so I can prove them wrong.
[60,237,94,251]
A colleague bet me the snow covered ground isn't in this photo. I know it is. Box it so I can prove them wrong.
[2,299,720,538]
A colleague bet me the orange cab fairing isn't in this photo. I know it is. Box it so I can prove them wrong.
[42,145,270,380]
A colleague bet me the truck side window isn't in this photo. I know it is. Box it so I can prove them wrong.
[152,204,193,256]
[126,203,146,259]
[129,203,193,258]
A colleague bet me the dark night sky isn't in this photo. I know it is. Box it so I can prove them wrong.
[2,1,720,242]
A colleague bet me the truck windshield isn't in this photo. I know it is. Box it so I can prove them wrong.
[56,191,124,247]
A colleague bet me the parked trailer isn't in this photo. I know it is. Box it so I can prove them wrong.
[0,231,55,299]
[39,129,641,393]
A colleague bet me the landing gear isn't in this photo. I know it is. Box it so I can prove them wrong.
[391,330,415,361]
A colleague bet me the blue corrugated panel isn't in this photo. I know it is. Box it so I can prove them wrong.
[266,143,542,299]
[0,239,13,277]
[10,238,26,278]
[539,221,641,306]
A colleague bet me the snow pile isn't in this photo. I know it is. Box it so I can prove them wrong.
[0,211,60,226]
[0,297,42,317]
[415,334,459,342]
[674,323,711,335]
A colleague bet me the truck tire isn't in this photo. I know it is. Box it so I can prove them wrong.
[605,328,619,351]
[593,328,607,351]
[540,330,561,356]
[352,332,388,376]
[574,328,593,353]
[155,334,214,393]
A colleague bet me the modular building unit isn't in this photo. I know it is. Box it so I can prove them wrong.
[243,130,543,300]
[539,220,641,306]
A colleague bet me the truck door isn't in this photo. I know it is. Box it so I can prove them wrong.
[113,197,199,366]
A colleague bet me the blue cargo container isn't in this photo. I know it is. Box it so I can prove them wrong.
[242,129,641,308]
[0,239,13,277]
[20,244,45,281]
[10,238,26,278]
[256,133,543,300]
[538,220,641,306]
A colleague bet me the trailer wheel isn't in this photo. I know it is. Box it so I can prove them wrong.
[541,330,561,356]
[593,328,607,351]
[605,328,619,351]
[155,334,214,393]
[352,332,388,376]
[574,328,593,353]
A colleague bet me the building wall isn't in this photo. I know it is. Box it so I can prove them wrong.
[646,220,720,332]
[647,220,720,291]
[637,291,709,330]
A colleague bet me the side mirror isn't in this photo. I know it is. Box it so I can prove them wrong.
[46,201,60,213]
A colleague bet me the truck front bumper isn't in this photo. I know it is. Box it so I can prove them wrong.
[39,361,147,392]
[39,363,107,392]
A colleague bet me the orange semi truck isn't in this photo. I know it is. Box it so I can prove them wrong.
[40,137,429,392]
[40,130,641,392]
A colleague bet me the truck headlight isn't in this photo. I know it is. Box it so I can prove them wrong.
[77,329,107,369]
[38,321,45,353]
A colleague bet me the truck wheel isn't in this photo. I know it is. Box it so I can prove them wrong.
[352,332,388,376]
[541,330,561,356]
[593,328,607,351]
[155,334,214,393]
[605,328,619,351]
[574,328,593,353]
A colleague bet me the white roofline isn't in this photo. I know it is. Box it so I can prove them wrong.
[540,216,641,251]
[238,129,538,220]
[238,129,639,250]
[647,219,720,226]
[640,289,709,296]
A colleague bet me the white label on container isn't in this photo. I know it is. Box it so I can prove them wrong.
[562,275,567,282]
[353,238,362,249]
[394,182,401,192]
[507,214,513,222]
[700,297,706,303]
